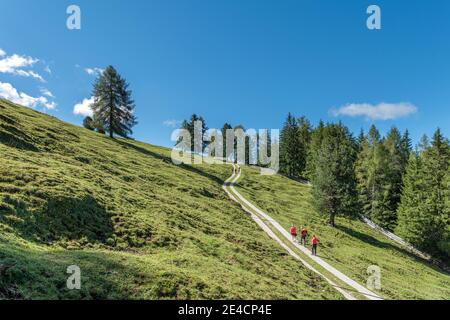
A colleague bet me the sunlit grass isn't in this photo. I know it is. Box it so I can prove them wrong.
[235,166,450,300]
[0,99,341,300]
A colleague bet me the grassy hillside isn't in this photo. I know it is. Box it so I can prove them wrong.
[235,167,450,300]
[0,99,342,300]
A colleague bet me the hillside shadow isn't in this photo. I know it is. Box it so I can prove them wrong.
[335,224,450,275]
[114,139,224,185]
[0,122,39,152]
[0,243,140,299]
[2,194,114,244]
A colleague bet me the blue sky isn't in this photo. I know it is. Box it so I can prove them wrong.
[1,0,449,147]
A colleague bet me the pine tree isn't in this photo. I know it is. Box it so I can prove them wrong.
[279,113,302,177]
[221,123,233,160]
[356,125,382,219]
[382,127,406,228]
[305,120,325,180]
[400,129,413,165]
[297,116,312,177]
[357,128,366,152]
[355,125,402,230]
[397,129,450,255]
[355,130,371,215]
[234,124,250,165]
[369,139,393,229]
[421,129,450,251]
[312,123,359,227]
[83,116,95,131]
[178,114,208,153]
[91,66,137,138]
[396,152,428,246]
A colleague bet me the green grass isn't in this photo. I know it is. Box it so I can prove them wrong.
[235,166,450,300]
[0,99,342,300]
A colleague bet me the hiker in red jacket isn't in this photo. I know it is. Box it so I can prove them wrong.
[290,225,297,242]
[300,227,308,246]
[311,235,319,256]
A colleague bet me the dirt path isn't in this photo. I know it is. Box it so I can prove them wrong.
[223,164,383,301]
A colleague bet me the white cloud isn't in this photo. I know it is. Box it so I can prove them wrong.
[163,119,181,128]
[331,102,417,121]
[0,53,45,82]
[0,49,6,57]
[84,67,104,76]
[44,65,52,74]
[73,96,95,117]
[40,87,54,98]
[0,81,56,110]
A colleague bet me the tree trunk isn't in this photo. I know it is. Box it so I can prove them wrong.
[329,212,336,227]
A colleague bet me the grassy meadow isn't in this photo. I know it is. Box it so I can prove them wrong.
[0,99,341,299]
[235,166,450,300]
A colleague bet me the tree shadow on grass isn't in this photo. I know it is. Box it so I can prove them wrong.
[114,139,225,186]
[0,242,140,299]
[0,123,39,152]
[2,194,114,245]
[335,224,450,275]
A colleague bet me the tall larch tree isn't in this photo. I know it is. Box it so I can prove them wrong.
[91,66,137,138]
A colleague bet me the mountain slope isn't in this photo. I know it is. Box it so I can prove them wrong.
[235,167,450,300]
[0,99,341,299]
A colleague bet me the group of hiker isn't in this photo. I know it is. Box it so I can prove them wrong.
[289,225,319,256]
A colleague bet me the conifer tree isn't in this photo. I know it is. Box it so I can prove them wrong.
[83,116,95,131]
[382,127,406,228]
[397,129,450,255]
[355,125,403,230]
[357,128,366,151]
[178,114,208,152]
[280,113,302,177]
[221,123,233,160]
[297,116,312,177]
[312,123,359,227]
[91,66,137,138]
[305,120,325,180]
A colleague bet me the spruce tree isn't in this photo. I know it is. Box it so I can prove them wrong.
[382,127,406,228]
[91,66,137,138]
[234,124,250,164]
[305,120,325,180]
[297,116,312,177]
[221,123,233,160]
[421,129,450,251]
[400,129,413,165]
[357,128,366,151]
[178,114,208,153]
[369,139,393,229]
[396,152,427,246]
[280,113,302,177]
[355,130,371,216]
[355,125,401,230]
[83,116,95,131]
[312,123,359,227]
[397,129,450,255]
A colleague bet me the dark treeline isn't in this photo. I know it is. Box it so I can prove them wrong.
[279,113,449,258]
[178,114,271,165]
